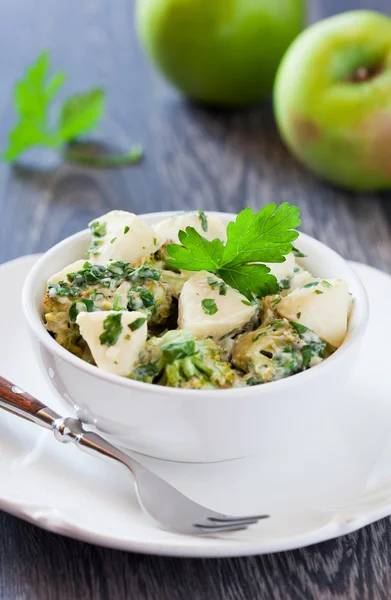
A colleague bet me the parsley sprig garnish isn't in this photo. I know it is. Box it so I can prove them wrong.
[3,50,143,168]
[167,203,300,300]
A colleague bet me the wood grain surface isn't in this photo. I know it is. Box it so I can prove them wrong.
[1,1,391,599]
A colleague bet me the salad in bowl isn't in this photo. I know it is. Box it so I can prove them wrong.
[43,204,352,390]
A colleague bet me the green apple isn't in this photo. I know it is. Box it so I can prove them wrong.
[274,10,391,191]
[136,0,305,107]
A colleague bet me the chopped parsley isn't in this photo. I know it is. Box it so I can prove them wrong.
[90,221,107,238]
[296,312,301,319]
[201,298,218,315]
[48,282,80,297]
[137,288,155,308]
[279,278,291,290]
[129,265,161,282]
[99,313,123,346]
[246,376,262,386]
[124,226,130,234]
[314,289,323,295]
[132,362,159,380]
[110,237,117,244]
[321,280,332,288]
[292,246,307,258]
[49,262,161,301]
[290,321,310,336]
[241,300,253,306]
[302,281,318,289]
[88,239,104,255]
[198,210,208,232]
[68,298,95,322]
[129,317,147,331]
[290,321,326,368]
[161,340,197,363]
[207,276,227,296]
[88,221,107,255]
[112,295,123,311]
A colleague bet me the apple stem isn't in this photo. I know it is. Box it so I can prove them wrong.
[350,64,383,83]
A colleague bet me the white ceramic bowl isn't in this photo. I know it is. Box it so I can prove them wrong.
[22,211,369,462]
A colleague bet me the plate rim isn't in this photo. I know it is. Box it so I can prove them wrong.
[1,253,391,557]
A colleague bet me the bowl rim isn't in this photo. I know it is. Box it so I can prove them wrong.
[22,210,369,398]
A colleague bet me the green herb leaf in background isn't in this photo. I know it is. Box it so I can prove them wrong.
[4,50,143,168]
[4,51,65,161]
[59,88,105,141]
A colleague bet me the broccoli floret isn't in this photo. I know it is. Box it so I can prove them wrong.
[44,260,173,355]
[231,318,327,384]
[131,330,242,389]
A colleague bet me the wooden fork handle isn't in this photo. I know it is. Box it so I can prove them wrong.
[0,375,46,416]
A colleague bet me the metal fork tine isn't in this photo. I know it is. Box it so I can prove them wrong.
[208,514,269,524]
[194,523,253,534]
[194,519,259,531]
[204,518,261,527]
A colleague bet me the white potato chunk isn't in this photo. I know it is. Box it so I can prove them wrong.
[178,271,256,342]
[47,260,87,286]
[76,310,147,376]
[282,266,314,295]
[277,278,350,348]
[264,252,295,283]
[88,211,159,265]
[153,212,226,245]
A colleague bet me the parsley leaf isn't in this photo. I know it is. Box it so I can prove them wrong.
[129,317,147,331]
[246,376,262,386]
[90,220,107,237]
[218,264,278,300]
[221,204,300,266]
[292,246,307,258]
[166,204,300,300]
[290,320,326,367]
[59,88,105,141]
[167,227,223,272]
[4,51,64,161]
[161,340,197,363]
[3,50,143,168]
[99,313,123,346]
[69,298,95,322]
[201,298,218,315]
[198,210,208,232]
[207,276,227,295]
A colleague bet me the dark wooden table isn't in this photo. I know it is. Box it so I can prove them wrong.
[1,1,391,598]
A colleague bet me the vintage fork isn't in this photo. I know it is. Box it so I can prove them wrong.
[0,376,269,535]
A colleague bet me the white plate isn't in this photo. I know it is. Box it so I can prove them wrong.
[2,255,391,557]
